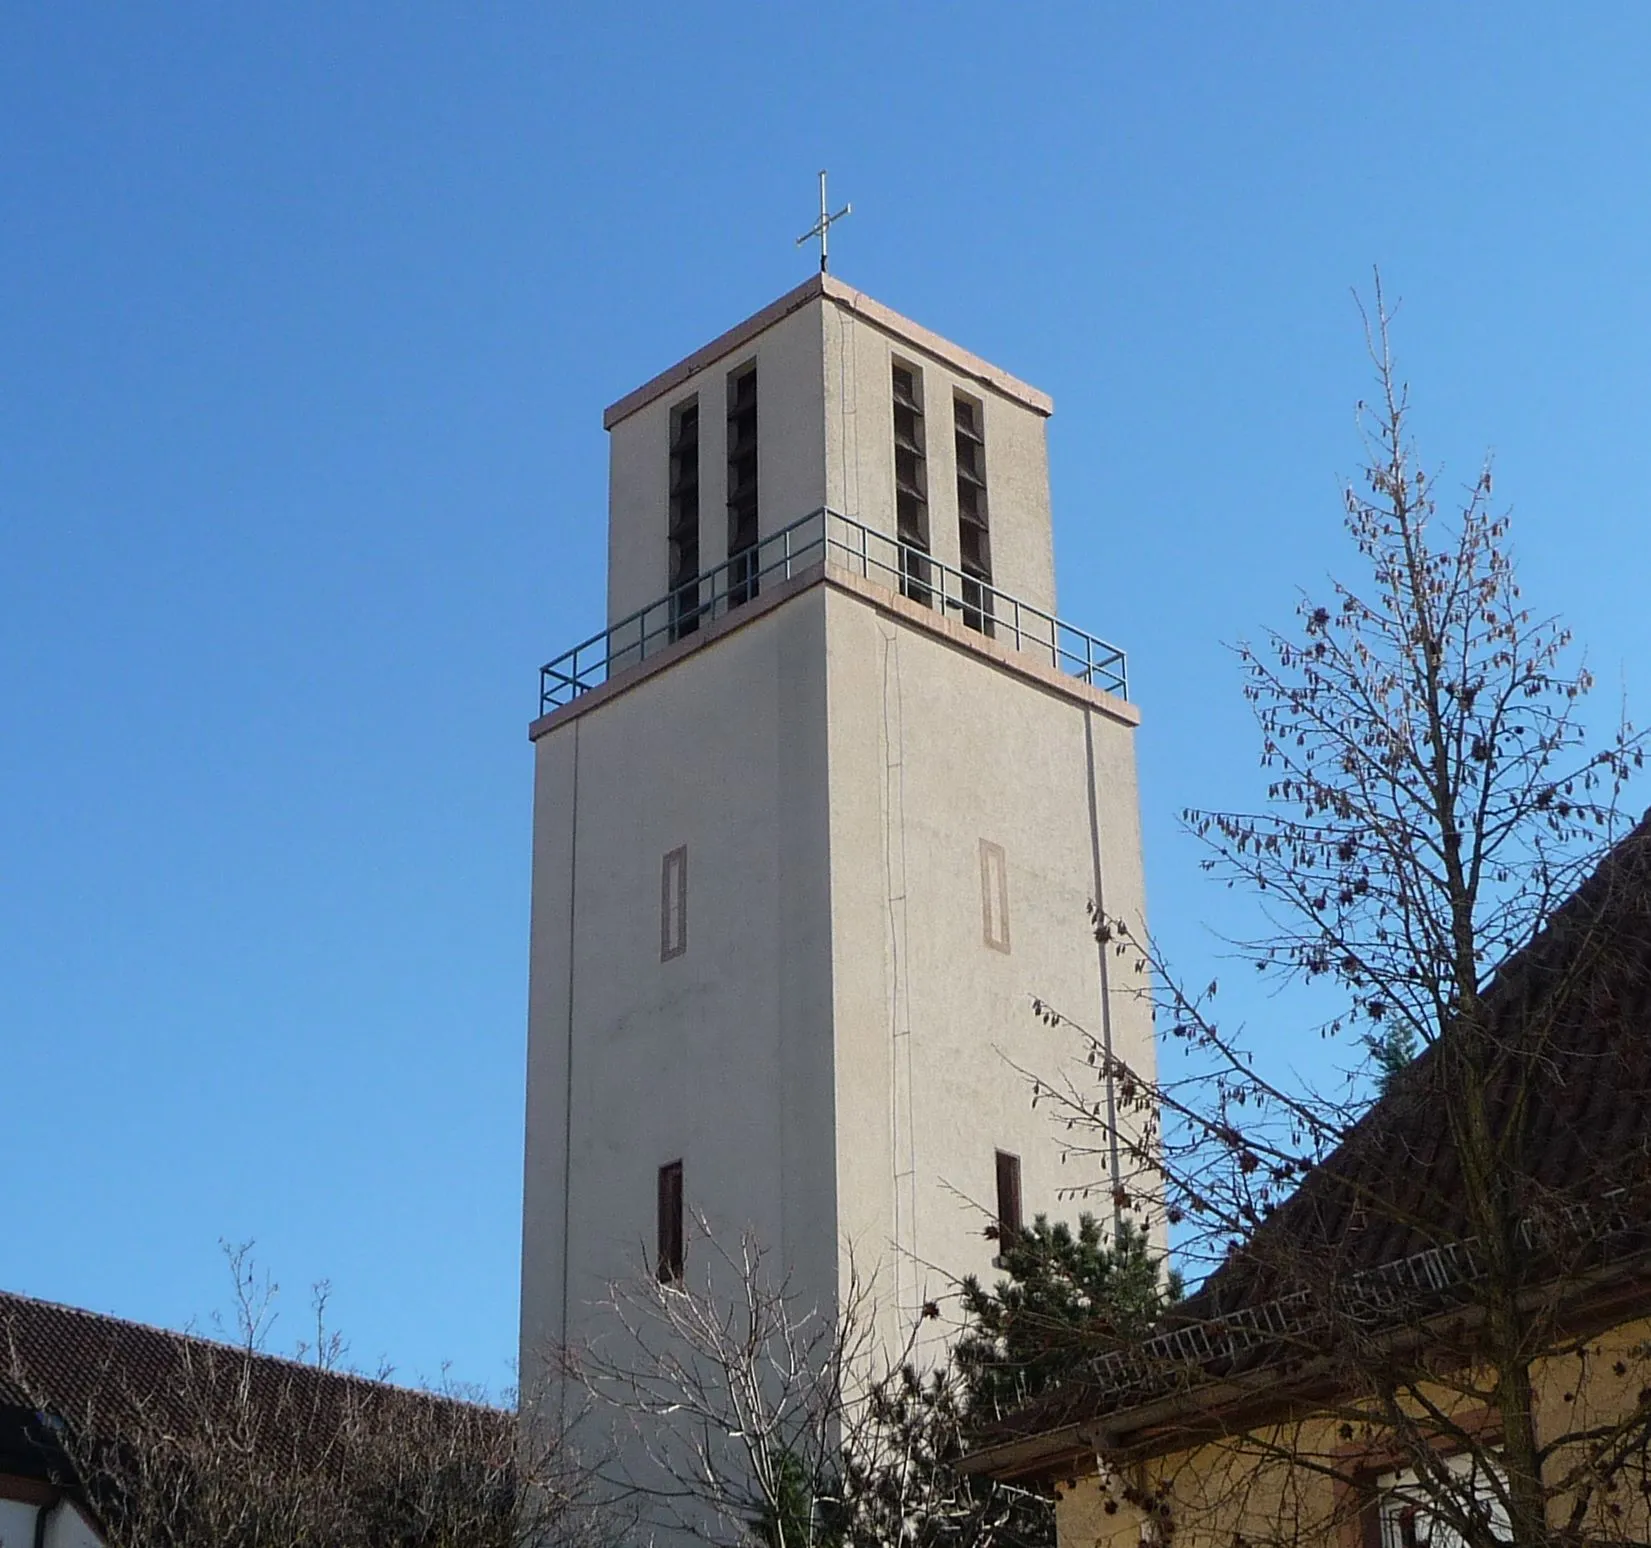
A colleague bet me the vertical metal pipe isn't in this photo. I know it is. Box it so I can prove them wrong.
[1083,705,1126,1242]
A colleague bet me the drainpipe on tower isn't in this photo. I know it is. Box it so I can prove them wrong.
[1083,706,1126,1242]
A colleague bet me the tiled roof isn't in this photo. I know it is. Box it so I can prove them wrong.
[0,1288,505,1483]
[1193,810,1651,1317]
[968,814,1651,1470]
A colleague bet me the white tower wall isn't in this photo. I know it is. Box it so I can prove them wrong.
[605,291,827,627]
[602,275,1061,629]
[521,585,839,1369]
[521,565,1152,1368]
[820,296,1058,615]
[821,581,1150,1346]
[520,275,1154,1534]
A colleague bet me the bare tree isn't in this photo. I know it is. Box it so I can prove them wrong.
[570,1222,1056,1547]
[0,1247,613,1548]
[1019,281,1651,1547]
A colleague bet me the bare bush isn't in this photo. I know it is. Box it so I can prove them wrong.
[571,1223,1059,1547]
[0,1249,612,1548]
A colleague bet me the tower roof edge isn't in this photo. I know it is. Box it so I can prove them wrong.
[602,274,1053,431]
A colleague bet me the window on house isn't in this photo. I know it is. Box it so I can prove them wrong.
[657,1160,685,1284]
[891,362,932,607]
[954,394,994,636]
[1376,1453,1511,1547]
[727,365,759,608]
[980,839,1010,953]
[668,398,701,639]
[995,1150,1023,1248]
[661,846,688,961]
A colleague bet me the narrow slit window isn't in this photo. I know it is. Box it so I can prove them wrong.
[891,361,932,607]
[657,1160,685,1284]
[661,845,688,961]
[726,365,760,608]
[980,839,1010,953]
[995,1150,1023,1248]
[954,394,994,636]
[668,398,701,639]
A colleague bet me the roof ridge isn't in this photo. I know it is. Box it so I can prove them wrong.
[0,1288,482,1408]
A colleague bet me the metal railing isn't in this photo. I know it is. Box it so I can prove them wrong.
[538,508,1129,714]
[1071,1189,1638,1411]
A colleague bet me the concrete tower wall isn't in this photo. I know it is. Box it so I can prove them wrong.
[522,566,1153,1370]
[821,583,1152,1346]
[821,296,1058,615]
[603,276,1061,632]
[523,277,1152,1540]
[520,586,839,1369]
[605,297,827,627]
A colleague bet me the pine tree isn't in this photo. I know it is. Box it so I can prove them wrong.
[846,1215,1178,1547]
[956,1214,1178,1422]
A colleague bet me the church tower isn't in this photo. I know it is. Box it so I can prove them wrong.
[519,273,1154,1394]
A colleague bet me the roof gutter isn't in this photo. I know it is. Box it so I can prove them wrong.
[963,1249,1651,1483]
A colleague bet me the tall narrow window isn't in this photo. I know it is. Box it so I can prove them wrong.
[980,839,1010,953]
[891,362,932,607]
[954,394,994,635]
[995,1150,1023,1248]
[668,399,701,639]
[657,1160,685,1283]
[661,846,688,961]
[726,365,759,607]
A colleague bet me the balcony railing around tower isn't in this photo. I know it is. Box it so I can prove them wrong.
[538,508,1128,715]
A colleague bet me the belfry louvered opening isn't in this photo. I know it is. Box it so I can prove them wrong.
[891,361,932,606]
[954,393,994,635]
[667,397,701,640]
[726,365,759,608]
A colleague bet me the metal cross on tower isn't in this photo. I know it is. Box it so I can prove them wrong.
[796,169,851,274]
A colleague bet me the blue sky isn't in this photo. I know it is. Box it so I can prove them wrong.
[3,4,1649,1391]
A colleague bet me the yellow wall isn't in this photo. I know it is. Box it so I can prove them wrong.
[1053,1314,1651,1548]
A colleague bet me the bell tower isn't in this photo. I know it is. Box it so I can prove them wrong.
[519,272,1154,1399]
